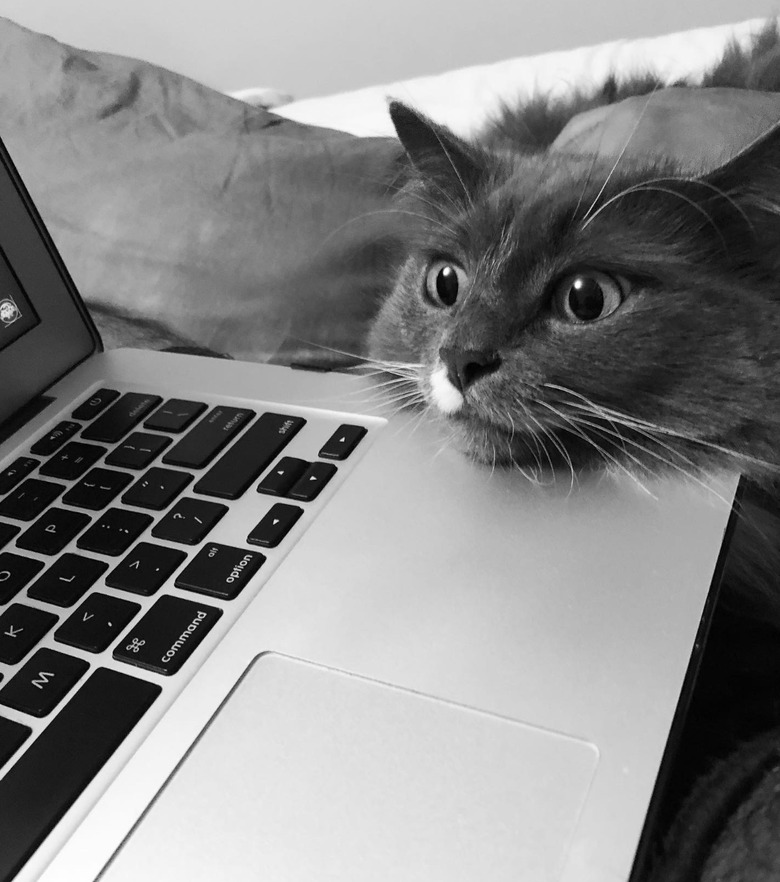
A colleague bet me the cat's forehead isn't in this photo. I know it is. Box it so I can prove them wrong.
[494,151,621,209]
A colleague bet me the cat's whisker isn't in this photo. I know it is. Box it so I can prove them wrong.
[571,149,605,226]
[310,205,460,260]
[533,410,577,492]
[545,383,705,472]
[535,400,657,498]
[503,407,545,484]
[544,382,780,476]
[403,174,466,218]
[582,183,729,255]
[573,413,736,510]
[523,412,562,487]
[425,126,475,211]
[580,85,662,225]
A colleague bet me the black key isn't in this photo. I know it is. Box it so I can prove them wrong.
[105,432,171,469]
[0,668,160,881]
[145,398,207,433]
[106,543,187,596]
[77,508,153,556]
[194,412,306,499]
[287,462,338,501]
[0,478,64,521]
[29,421,81,457]
[38,442,106,481]
[318,424,367,460]
[81,392,163,443]
[151,498,227,545]
[55,593,141,653]
[0,716,31,770]
[27,553,108,607]
[0,604,59,664]
[114,595,222,675]
[162,406,255,469]
[62,467,133,510]
[122,467,192,510]
[256,456,309,497]
[0,553,45,604]
[0,522,20,550]
[0,648,89,717]
[247,503,303,548]
[175,543,265,600]
[16,508,91,555]
[0,457,39,495]
[71,387,120,421]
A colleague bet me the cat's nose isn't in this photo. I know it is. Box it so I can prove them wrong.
[439,346,501,393]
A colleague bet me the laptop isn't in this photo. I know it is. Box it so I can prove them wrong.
[0,130,739,882]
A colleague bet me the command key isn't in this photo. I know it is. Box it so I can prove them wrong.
[114,595,222,675]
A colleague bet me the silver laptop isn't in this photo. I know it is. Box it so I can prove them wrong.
[0,132,738,882]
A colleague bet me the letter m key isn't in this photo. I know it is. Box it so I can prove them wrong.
[32,671,55,689]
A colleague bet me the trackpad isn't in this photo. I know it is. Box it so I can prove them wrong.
[103,653,598,882]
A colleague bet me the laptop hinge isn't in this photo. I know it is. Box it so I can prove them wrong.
[0,393,55,446]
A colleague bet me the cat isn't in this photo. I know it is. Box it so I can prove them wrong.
[366,24,780,613]
[366,25,780,877]
[370,29,780,487]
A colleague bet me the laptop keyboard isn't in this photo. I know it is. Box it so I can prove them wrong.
[0,386,371,881]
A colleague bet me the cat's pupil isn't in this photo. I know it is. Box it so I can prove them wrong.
[436,266,459,305]
[568,276,605,320]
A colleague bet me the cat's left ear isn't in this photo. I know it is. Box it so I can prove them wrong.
[700,120,780,202]
[389,100,483,193]
[693,118,780,254]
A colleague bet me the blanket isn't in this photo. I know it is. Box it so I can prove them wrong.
[0,16,402,366]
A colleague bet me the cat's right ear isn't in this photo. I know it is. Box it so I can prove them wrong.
[388,100,483,194]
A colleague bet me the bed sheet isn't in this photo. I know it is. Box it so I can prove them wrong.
[259,18,769,137]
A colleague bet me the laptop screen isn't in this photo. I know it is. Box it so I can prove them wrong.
[0,246,40,353]
[0,134,99,431]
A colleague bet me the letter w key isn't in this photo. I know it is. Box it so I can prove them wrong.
[0,648,89,716]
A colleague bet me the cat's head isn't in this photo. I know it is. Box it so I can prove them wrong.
[368,100,780,483]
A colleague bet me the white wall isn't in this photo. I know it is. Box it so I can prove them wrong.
[2,0,778,99]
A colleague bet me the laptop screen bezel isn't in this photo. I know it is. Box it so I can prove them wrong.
[0,133,101,430]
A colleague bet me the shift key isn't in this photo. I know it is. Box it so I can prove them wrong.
[162,407,255,469]
[114,595,222,675]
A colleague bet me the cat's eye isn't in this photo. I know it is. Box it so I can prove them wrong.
[553,271,625,323]
[425,261,467,307]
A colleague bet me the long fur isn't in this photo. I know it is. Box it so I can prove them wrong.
[370,22,780,876]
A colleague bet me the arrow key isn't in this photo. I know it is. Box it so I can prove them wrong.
[287,462,338,502]
[248,503,303,548]
[257,457,309,497]
[318,424,367,460]
[55,592,141,653]
[0,604,59,664]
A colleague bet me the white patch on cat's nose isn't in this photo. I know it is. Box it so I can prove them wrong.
[430,365,464,414]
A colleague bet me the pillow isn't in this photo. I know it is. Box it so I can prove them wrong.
[0,16,403,367]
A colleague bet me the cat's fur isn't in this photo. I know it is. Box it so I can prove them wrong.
[368,23,780,620]
[368,24,780,877]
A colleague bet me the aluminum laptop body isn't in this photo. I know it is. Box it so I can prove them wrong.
[0,134,738,882]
